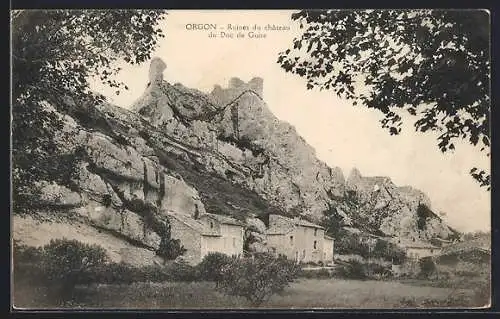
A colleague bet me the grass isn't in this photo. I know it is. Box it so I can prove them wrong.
[13,278,475,309]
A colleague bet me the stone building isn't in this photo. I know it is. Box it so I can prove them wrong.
[165,211,245,265]
[266,214,334,265]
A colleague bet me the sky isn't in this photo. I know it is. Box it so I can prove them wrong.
[89,10,490,233]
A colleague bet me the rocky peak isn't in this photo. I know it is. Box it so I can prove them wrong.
[211,77,264,105]
[148,57,167,87]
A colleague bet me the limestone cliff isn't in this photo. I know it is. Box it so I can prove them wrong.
[13,58,458,266]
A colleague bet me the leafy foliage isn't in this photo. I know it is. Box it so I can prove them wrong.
[155,221,187,263]
[335,259,368,279]
[217,253,301,306]
[41,238,109,301]
[418,256,437,278]
[13,240,197,290]
[371,239,406,264]
[197,252,234,286]
[13,239,109,302]
[11,9,166,212]
[278,10,490,189]
[299,268,333,279]
[321,205,345,237]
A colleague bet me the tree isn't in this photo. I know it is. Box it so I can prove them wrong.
[11,10,167,213]
[218,253,301,307]
[197,252,234,287]
[41,239,108,302]
[418,256,437,279]
[321,204,345,238]
[278,10,490,189]
[155,221,187,264]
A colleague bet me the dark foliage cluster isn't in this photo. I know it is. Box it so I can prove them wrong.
[278,10,490,189]
[11,10,167,212]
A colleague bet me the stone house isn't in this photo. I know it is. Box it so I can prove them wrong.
[266,214,334,265]
[392,238,441,260]
[405,243,441,259]
[165,211,245,265]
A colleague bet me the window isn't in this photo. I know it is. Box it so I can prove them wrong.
[233,237,236,248]
[314,228,317,236]
[430,249,434,253]
[210,221,214,229]
[290,236,294,245]
[313,240,317,249]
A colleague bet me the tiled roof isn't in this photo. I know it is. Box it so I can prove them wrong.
[266,225,295,235]
[266,214,324,235]
[392,238,440,249]
[296,218,324,229]
[202,213,245,227]
[166,212,220,237]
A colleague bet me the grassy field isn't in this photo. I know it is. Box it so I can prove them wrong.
[13,278,477,309]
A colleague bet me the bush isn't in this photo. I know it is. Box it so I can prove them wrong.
[13,241,44,264]
[217,253,301,306]
[365,263,392,279]
[299,268,332,279]
[83,260,199,284]
[13,242,47,285]
[13,239,109,304]
[335,259,367,280]
[165,260,199,282]
[87,262,145,285]
[42,239,108,280]
[197,252,233,285]
[418,257,437,279]
[41,239,108,301]
[335,235,370,257]
[155,222,187,263]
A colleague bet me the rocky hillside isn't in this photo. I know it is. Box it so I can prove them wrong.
[12,58,458,266]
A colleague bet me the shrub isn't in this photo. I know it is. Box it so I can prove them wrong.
[41,239,108,302]
[365,263,392,279]
[335,259,367,280]
[335,234,370,257]
[42,239,108,282]
[12,242,47,285]
[13,242,44,264]
[84,261,199,284]
[436,253,459,265]
[299,268,332,279]
[12,239,109,304]
[197,252,233,286]
[87,262,145,285]
[217,253,301,306]
[165,260,199,282]
[155,222,187,264]
[372,240,407,264]
[418,257,437,279]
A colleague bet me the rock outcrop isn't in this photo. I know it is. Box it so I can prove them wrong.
[344,168,454,240]
[12,58,457,265]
